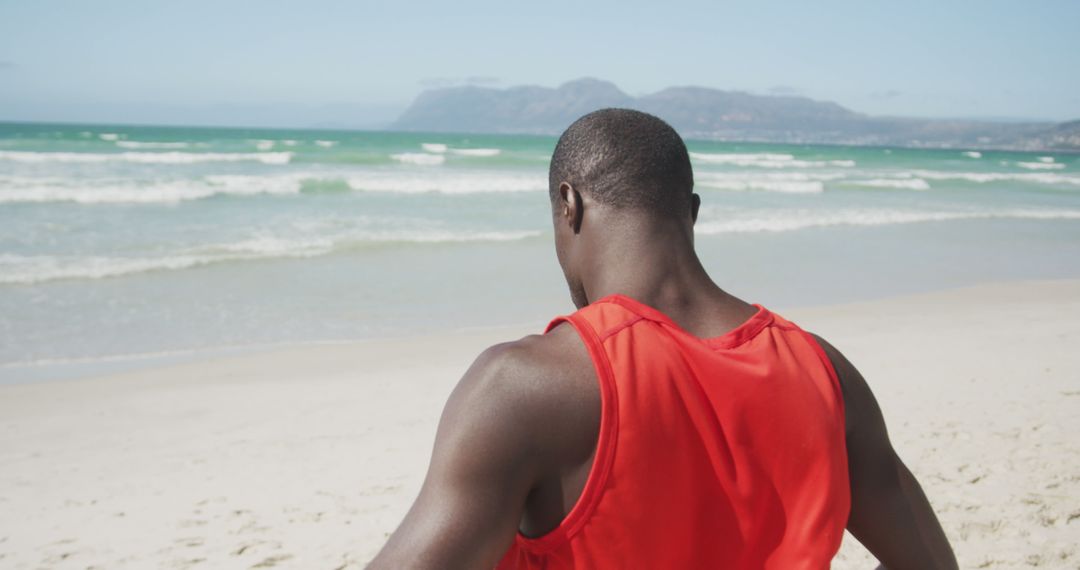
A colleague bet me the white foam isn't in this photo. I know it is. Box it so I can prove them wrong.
[844,178,931,190]
[962,151,982,159]
[1017,161,1065,170]
[0,169,550,204]
[390,152,446,166]
[1006,209,1080,220]
[700,179,824,194]
[202,174,307,197]
[1037,156,1055,163]
[115,141,191,149]
[449,148,501,157]
[0,254,219,285]
[365,229,540,244]
[0,174,306,204]
[0,151,293,165]
[689,152,854,168]
[254,140,275,150]
[0,229,542,284]
[692,152,795,162]
[98,133,121,141]
[910,170,1080,185]
[315,140,337,148]
[696,171,845,194]
[415,144,498,157]
[347,170,545,194]
[695,207,1080,235]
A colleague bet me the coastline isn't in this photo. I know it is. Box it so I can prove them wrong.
[1,278,1078,568]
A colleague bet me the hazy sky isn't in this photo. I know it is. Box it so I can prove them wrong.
[1,0,1078,127]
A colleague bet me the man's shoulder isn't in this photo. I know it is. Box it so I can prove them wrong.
[467,322,594,403]
[454,323,599,458]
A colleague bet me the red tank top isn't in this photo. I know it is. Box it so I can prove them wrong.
[497,294,850,569]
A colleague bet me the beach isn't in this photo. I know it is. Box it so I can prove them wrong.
[0,278,1077,568]
[2,123,1079,567]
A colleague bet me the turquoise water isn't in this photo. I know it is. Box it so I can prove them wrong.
[2,122,1080,380]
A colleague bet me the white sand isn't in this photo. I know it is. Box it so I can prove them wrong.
[1,279,1077,569]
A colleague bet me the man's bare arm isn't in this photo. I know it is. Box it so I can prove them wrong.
[368,325,595,569]
[366,343,540,569]
[811,334,957,570]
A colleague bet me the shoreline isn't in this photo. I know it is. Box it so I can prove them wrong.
[4,275,1078,386]
[1,278,1078,568]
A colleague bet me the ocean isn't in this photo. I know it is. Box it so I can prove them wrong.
[2,122,1079,382]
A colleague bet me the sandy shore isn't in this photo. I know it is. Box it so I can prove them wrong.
[1,279,1077,569]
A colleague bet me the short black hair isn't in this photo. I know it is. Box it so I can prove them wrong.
[549,108,694,218]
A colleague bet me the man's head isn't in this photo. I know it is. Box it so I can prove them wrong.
[548,108,699,307]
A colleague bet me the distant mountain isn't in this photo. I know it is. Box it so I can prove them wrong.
[392,78,634,135]
[391,78,1078,151]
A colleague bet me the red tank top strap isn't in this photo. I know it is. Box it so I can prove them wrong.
[520,309,620,553]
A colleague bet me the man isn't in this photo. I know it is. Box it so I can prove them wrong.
[369,109,957,569]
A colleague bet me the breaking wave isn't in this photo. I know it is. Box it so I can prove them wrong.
[115,141,192,149]
[1017,161,1065,170]
[0,229,543,285]
[0,170,548,204]
[390,152,446,166]
[415,144,501,157]
[842,178,931,190]
[696,172,843,194]
[0,150,293,165]
[690,152,855,168]
[695,208,1080,234]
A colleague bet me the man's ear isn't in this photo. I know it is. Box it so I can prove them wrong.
[690,193,701,224]
[560,182,584,234]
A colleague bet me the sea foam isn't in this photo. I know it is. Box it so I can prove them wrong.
[0,174,306,204]
[115,141,192,149]
[1017,162,1065,170]
[416,143,499,157]
[695,207,1080,235]
[844,178,931,190]
[0,151,293,165]
[347,171,545,194]
[449,148,501,157]
[0,229,543,284]
[911,170,1080,185]
[390,153,446,166]
[696,172,845,194]
[690,152,855,168]
[0,170,549,204]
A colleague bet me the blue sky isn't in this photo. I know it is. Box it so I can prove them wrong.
[1,0,1077,127]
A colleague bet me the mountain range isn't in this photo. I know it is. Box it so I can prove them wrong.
[391,78,1079,151]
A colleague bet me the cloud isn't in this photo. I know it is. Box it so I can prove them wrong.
[767,85,801,96]
[0,60,16,70]
[869,89,903,100]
